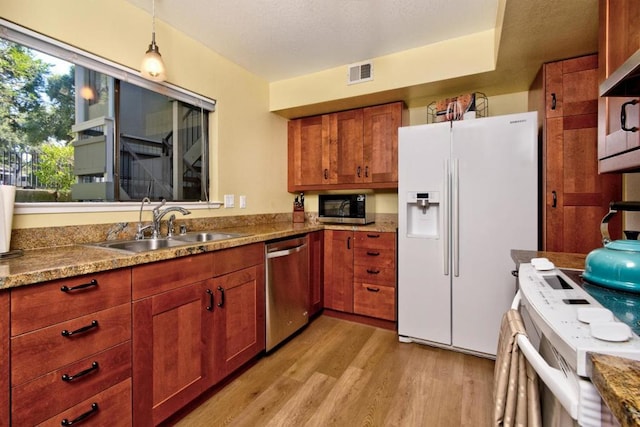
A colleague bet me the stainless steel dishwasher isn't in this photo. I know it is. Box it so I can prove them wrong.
[265,235,309,351]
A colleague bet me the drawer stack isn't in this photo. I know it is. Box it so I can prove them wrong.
[353,232,396,321]
[10,269,132,426]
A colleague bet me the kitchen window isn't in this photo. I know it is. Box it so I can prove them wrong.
[0,19,216,207]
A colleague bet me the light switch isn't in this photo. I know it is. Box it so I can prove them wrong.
[224,194,234,208]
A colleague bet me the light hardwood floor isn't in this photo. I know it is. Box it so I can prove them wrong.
[167,315,495,427]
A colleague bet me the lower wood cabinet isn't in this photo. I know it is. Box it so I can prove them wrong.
[324,230,396,322]
[0,292,7,427]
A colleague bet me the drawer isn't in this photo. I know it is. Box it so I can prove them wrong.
[353,247,395,268]
[354,232,396,249]
[38,378,132,427]
[213,243,264,277]
[12,342,131,426]
[353,282,396,321]
[353,265,396,286]
[133,252,213,300]
[11,303,131,386]
[11,268,131,336]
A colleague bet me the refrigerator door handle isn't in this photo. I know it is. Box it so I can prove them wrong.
[452,158,460,277]
[443,160,450,276]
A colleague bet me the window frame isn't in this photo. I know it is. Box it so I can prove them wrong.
[0,19,220,214]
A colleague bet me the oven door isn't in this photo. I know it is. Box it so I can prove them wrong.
[511,292,617,427]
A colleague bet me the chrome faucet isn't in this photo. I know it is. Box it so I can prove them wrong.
[152,199,191,238]
[135,197,153,240]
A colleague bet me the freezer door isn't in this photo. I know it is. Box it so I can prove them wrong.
[398,122,452,345]
[450,112,538,355]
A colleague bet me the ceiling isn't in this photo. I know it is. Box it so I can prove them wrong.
[127,0,599,108]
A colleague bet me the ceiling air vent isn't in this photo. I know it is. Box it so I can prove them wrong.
[347,61,373,85]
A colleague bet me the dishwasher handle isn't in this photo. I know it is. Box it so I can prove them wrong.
[266,243,307,259]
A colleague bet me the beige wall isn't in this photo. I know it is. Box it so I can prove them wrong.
[0,1,531,230]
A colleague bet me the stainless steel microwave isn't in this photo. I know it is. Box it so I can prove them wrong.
[318,193,375,224]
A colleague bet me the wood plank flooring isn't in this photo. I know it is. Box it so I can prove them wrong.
[167,315,495,427]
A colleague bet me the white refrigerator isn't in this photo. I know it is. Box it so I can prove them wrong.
[397,112,538,356]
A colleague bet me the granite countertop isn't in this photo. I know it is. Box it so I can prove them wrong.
[590,354,640,427]
[0,219,397,290]
[512,249,640,427]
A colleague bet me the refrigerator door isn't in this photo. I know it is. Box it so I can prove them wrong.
[398,122,452,345]
[450,112,538,355]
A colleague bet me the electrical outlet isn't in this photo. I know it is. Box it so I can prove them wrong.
[239,195,247,209]
[224,194,234,208]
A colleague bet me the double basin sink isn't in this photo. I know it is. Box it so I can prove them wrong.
[88,231,249,254]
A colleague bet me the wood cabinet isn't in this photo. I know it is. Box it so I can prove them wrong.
[211,243,265,381]
[308,230,324,317]
[288,102,404,191]
[598,0,640,172]
[0,292,7,427]
[324,230,396,321]
[529,55,622,253]
[10,269,132,426]
[132,253,214,426]
[132,245,264,426]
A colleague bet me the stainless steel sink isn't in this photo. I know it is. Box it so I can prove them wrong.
[171,231,247,243]
[90,238,187,253]
[87,231,249,253]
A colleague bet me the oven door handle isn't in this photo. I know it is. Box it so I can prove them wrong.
[515,334,579,419]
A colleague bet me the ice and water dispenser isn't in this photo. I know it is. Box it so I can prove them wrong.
[405,191,440,238]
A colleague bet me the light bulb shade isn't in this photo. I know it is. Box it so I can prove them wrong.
[141,41,166,82]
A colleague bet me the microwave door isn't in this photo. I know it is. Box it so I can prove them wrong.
[322,199,350,217]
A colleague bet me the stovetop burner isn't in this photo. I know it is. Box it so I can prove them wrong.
[561,268,640,335]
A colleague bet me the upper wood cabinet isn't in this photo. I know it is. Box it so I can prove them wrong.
[530,55,622,253]
[288,102,405,191]
[598,0,640,172]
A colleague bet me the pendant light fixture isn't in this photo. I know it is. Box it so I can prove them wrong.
[140,0,166,82]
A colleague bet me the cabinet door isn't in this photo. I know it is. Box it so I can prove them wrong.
[598,0,640,171]
[132,281,214,427]
[542,55,622,252]
[323,230,354,313]
[308,231,324,317]
[330,109,363,184]
[212,265,265,381]
[287,115,331,191]
[362,102,401,185]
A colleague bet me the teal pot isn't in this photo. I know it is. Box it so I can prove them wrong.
[584,240,640,293]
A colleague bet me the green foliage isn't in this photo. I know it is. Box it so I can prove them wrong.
[34,144,75,200]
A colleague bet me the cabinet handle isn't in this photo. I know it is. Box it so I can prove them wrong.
[62,361,99,382]
[552,190,557,208]
[366,269,381,275]
[551,93,556,110]
[366,251,380,256]
[60,279,98,293]
[366,287,380,292]
[61,402,99,426]
[621,99,639,132]
[366,234,380,238]
[217,286,225,308]
[324,169,328,180]
[206,288,214,311]
[347,236,351,250]
[61,320,99,338]
[365,166,369,178]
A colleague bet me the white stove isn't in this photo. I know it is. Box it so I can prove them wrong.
[515,261,640,426]
[518,263,640,377]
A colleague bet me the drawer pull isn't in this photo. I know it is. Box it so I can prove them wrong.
[366,251,380,256]
[61,320,99,337]
[62,361,99,382]
[366,234,380,238]
[206,289,214,311]
[61,402,99,426]
[366,269,380,275]
[621,99,639,132]
[60,279,98,293]
[366,287,380,292]
[217,286,225,308]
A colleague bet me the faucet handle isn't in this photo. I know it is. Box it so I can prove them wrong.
[180,224,187,235]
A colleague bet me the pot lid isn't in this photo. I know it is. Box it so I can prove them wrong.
[605,239,640,252]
